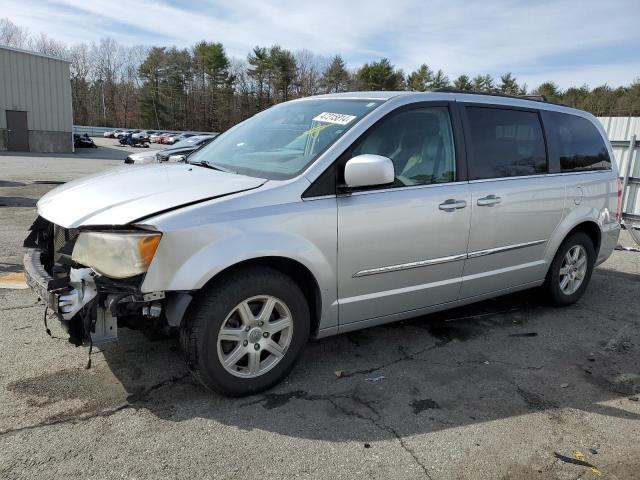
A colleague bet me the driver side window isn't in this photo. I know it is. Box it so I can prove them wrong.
[351,106,456,187]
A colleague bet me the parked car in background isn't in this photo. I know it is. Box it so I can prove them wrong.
[158,132,176,144]
[149,132,167,143]
[124,134,217,164]
[23,91,620,397]
[103,129,123,138]
[132,130,152,142]
[165,132,197,145]
[73,133,97,148]
[118,132,149,148]
[118,129,141,139]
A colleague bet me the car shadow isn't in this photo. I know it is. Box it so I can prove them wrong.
[91,267,640,442]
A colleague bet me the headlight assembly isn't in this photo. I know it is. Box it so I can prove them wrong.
[72,231,162,279]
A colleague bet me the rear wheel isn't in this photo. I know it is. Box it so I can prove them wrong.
[545,232,595,306]
[180,267,310,396]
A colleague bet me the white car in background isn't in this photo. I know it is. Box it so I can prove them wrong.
[103,129,122,138]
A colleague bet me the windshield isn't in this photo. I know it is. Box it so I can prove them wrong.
[187,99,383,179]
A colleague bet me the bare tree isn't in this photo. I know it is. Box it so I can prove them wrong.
[0,18,30,48]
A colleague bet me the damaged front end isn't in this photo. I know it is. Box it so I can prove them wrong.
[23,216,175,346]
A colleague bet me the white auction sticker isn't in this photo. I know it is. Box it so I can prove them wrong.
[312,112,357,125]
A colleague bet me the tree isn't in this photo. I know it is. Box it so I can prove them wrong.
[321,55,350,93]
[472,74,495,92]
[138,47,169,129]
[356,58,404,91]
[0,17,29,48]
[193,41,233,130]
[269,46,297,102]
[614,79,640,116]
[431,69,449,89]
[562,85,590,109]
[247,46,271,110]
[30,33,67,57]
[407,64,433,91]
[534,82,562,103]
[453,74,473,91]
[69,43,92,125]
[295,49,326,96]
[581,85,618,116]
[499,73,520,95]
[6,17,640,131]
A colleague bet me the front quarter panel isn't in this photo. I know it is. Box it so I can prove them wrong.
[141,182,339,329]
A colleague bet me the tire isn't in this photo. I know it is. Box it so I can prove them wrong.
[180,267,310,396]
[545,232,595,307]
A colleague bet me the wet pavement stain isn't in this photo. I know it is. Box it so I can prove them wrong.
[422,320,480,346]
[0,181,26,187]
[0,197,38,207]
[0,263,24,273]
[6,368,130,422]
[410,398,441,414]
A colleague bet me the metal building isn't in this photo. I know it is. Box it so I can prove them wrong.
[0,45,73,153]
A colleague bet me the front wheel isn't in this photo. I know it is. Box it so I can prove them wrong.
[181,267,310,396]
[545,232,595,306]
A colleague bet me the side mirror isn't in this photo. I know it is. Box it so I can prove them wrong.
[168,154,186,163]
[344,154,395,189]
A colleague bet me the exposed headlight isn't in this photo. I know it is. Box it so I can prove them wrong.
[72,231,162,279]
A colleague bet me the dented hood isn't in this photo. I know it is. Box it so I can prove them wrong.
[37,163,266,228]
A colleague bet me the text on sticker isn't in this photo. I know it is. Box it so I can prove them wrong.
[312,112,357,125]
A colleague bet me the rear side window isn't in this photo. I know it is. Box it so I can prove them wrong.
[465,107,547,180]
[541,111,611,173]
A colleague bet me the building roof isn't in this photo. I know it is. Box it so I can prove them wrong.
[0,44,70,63]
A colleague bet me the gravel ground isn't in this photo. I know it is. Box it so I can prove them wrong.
[0,146,639,480]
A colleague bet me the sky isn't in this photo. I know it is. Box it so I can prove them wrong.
[2,0,639,89]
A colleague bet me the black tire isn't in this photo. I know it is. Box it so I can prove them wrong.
[180,267,310,396]
[545,232,595,307]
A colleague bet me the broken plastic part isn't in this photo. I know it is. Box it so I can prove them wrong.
[58,268,97,320]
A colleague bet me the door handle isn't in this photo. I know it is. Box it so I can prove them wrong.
[477,195,502,206]
[439,199,467,211]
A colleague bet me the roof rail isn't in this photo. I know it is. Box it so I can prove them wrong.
[432,88,549,103]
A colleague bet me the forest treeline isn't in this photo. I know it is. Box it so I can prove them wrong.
[1,18,639,132]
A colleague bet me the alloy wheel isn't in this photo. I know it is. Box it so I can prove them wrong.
[559,245,588,295]
[216,295,293,378]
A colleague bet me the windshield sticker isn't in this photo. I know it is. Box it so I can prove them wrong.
[312,112,357,125]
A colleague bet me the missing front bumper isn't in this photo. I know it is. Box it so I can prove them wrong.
[23,248,118,345]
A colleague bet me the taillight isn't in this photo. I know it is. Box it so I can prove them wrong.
[616,178,623,221]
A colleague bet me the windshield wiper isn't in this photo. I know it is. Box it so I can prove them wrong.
[190,160,235,173]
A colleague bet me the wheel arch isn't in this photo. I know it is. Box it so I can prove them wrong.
[199,256,323,337]
[564,221,601,255]
[545,219,602,278]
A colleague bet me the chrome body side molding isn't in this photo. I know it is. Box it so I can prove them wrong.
[466,239,548,259]
[353,253,467,278]
[353,239,548,278]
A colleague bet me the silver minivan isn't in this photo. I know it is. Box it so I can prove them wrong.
[24,91,621,396]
